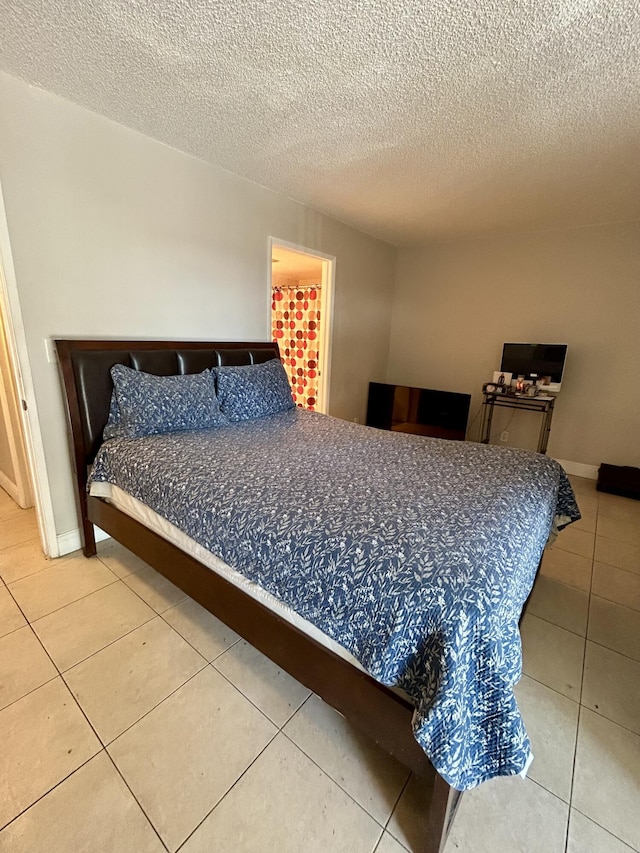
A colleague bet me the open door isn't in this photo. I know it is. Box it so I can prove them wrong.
[0,310,33,507]
[269,240,334,415]
[0,180,57,555]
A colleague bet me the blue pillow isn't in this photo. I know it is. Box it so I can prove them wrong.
[103,388,125,440]
[216,359,295,422]
[105,364,227,439]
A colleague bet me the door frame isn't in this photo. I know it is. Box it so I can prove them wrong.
[0,179,58,555]
[268,237,335,415]
[0,311,32,507]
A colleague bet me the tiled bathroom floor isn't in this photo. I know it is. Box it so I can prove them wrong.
[0,476,638,852]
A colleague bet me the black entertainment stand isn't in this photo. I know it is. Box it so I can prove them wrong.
[480,392,556,454]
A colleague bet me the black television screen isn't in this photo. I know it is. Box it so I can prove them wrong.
[366,382,471,440]
[500,343,568,386]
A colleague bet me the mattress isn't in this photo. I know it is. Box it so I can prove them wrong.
[89,407,580,788]
[90,480,370,675]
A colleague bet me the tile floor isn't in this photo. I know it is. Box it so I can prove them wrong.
[0,477,639,852]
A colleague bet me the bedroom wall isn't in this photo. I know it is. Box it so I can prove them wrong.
[388,222,640,471]
[0,71,396,550]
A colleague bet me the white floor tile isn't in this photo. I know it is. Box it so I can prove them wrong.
[520,613,585,700]
[597,492,640,524]
[284,694,410,824]
[573,709,640,850]
[550,527,595,560]
[375,832,406,853]
[0,538,52,585]
[180,732,381,853]
[442,776,568,853]
[0,514,40,550]
[0,488,25,520]
[581,641,640,734]
[65,617,207,743]
[0,678,101,828]
[592,562,640,612]
[163,597,240,661]
[514,675,579,802]
[0,625,57,711]
[97,538,152,578]
[0,752,164,853]
[386,773,438,852]
[122,564,188,613]
[595,536,640,576]
[214,639,310,726]
[539,548,592,591]
[526,575,589,635]
[8,556,116,622]
[572,508,597,533]
[588,596,640,661]
[568,476,597,496]
[32,581,155,671]
[109,666,277,852]
[597,516,640,549]
[567,809,635,853]
[0,587,26,637]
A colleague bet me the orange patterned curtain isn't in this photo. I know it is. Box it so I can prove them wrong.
[272,284,321,411]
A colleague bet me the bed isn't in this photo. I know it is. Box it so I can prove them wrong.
[55,338,580,853]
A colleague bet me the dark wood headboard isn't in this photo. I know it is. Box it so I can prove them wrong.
[55,339,279,549]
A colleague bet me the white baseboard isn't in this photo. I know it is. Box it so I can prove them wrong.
[57,525,111,557]
[0,470,19,503]
[551,459,599,480]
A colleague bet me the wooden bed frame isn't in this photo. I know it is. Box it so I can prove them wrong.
[55,338,462,853]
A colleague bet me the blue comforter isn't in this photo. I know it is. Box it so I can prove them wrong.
[89,409,580,789]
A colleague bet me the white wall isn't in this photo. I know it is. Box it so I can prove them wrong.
[0,72,396,547]
[388,223,640,470]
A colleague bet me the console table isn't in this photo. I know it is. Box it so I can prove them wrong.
[480,392,556,454]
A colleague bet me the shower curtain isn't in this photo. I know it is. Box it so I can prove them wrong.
[271,283,321,411]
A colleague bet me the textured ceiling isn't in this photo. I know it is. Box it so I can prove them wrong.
[1,0,639,245]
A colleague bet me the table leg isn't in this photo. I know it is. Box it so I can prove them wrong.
[481,399,494,444]
[539,406,553,454]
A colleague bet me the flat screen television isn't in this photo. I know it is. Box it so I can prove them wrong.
[500,343,568,392]
[366,382,471,441]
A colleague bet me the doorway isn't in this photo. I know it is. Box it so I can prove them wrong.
[0,309,33,509]
[0,180,57,557]
[269,240,334,414]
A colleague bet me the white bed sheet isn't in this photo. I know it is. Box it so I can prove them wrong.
[90,481,369,674]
